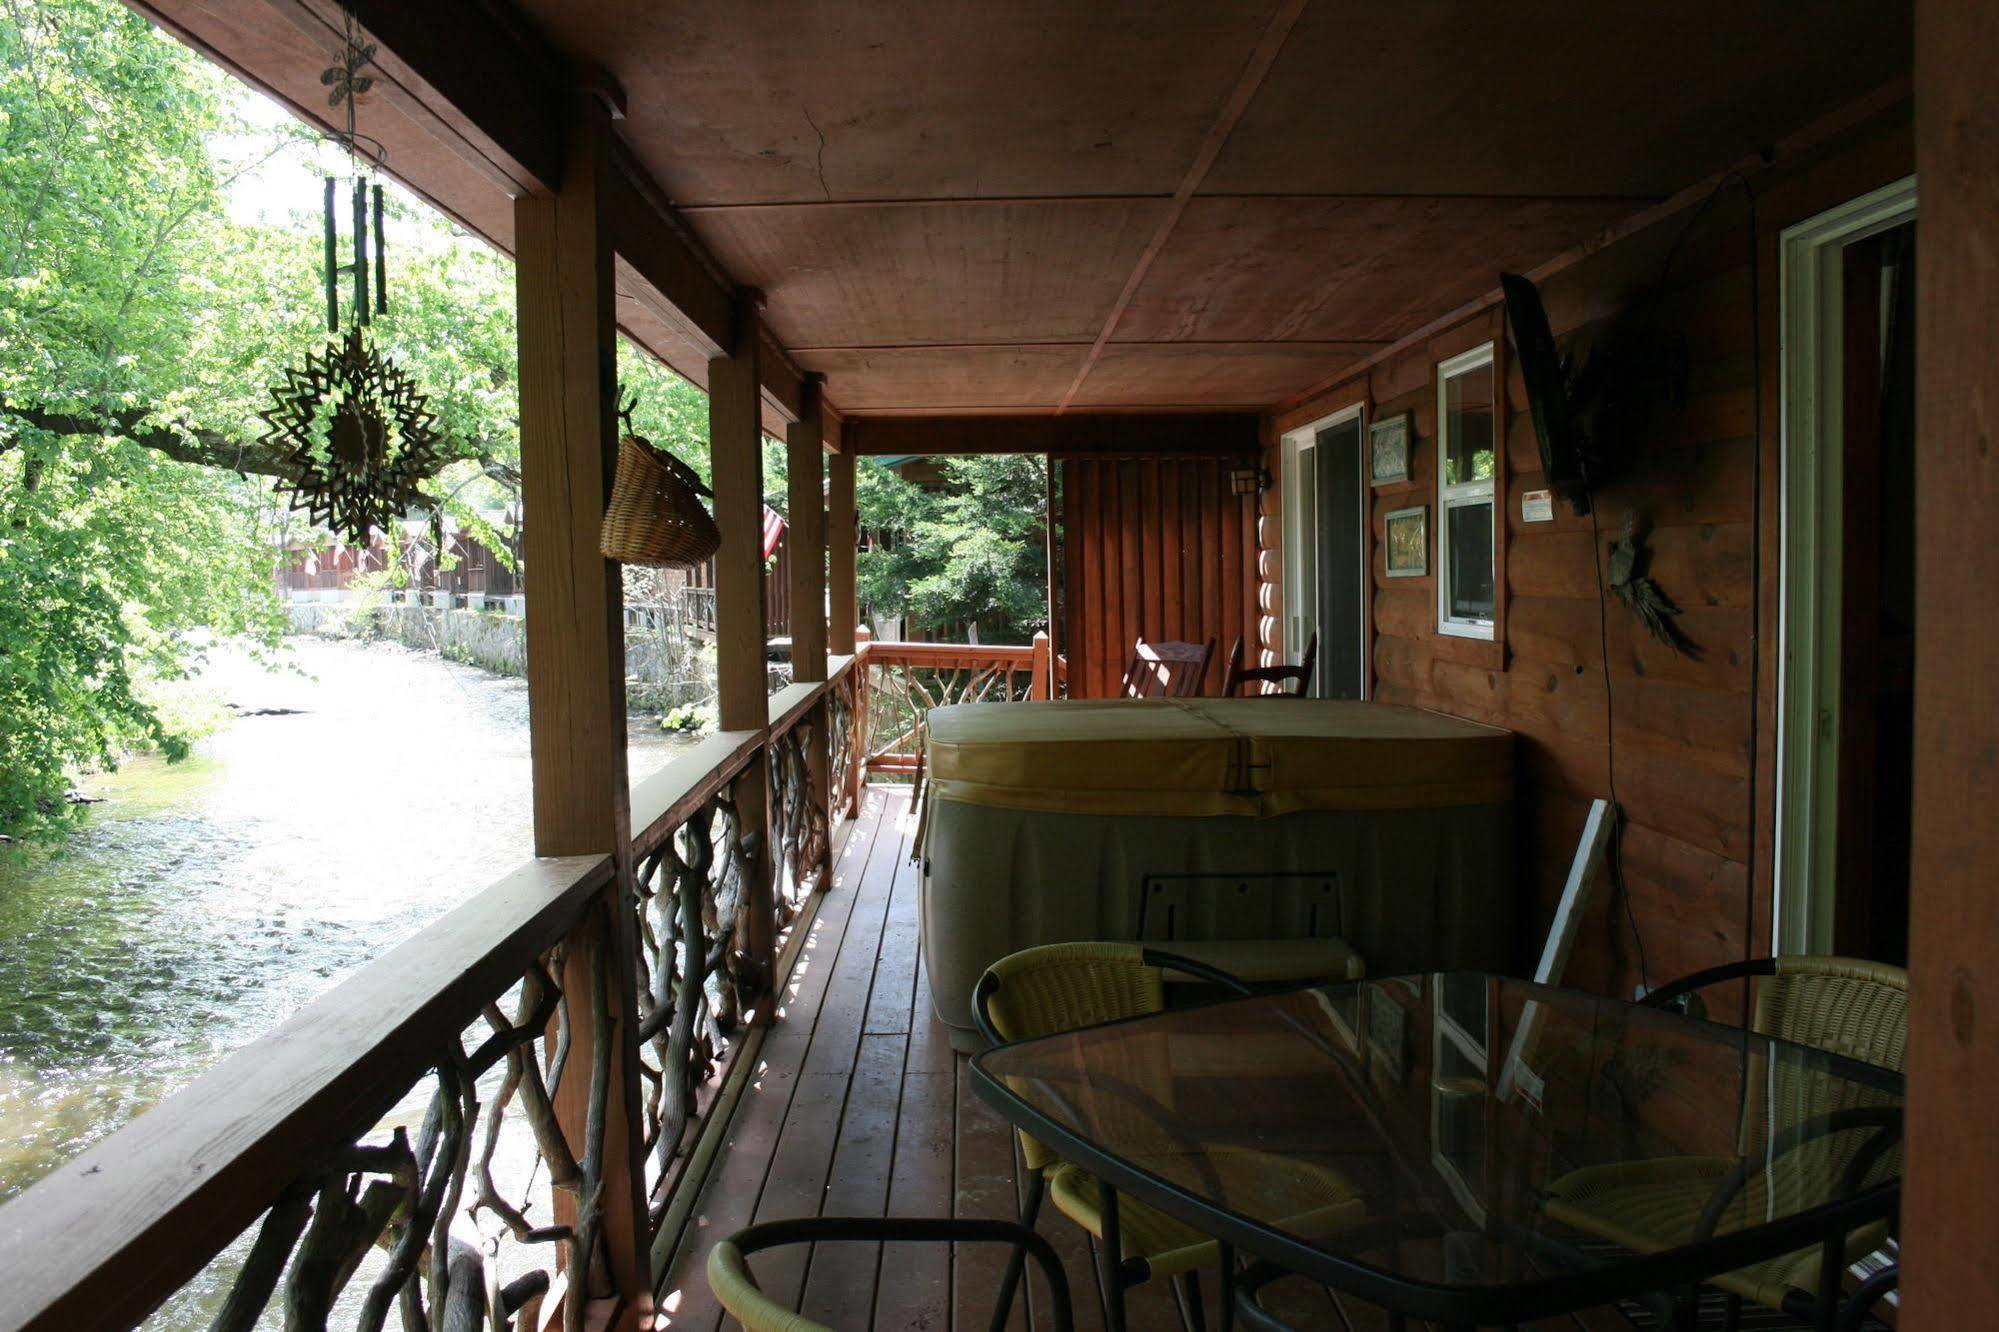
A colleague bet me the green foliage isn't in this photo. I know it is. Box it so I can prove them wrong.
[0,0,707,839]
[659,700,715,735]
[0,0,290,839]
[856,455,1048,642]
[616,341,715,486]
[0,0,1055,841]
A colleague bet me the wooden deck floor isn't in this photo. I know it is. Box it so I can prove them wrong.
[653,786,1652,1332]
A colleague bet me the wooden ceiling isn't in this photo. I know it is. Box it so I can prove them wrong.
[517,0,1906,417]
[134,0,1909,424]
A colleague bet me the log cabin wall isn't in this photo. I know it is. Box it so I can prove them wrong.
[1061,456,1261,699]
[1259,105,1912,1005]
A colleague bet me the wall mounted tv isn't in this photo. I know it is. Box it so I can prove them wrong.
[1500,272,1591,516]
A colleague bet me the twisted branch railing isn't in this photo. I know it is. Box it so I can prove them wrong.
[197,952,612,1332]
[861,642,1046,778]
[827,664,861,822]
[1,661,867,1332]
[631,783,753,1219]
[769,714,829,916]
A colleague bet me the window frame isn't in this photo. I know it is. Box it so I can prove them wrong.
[1435,342,1498,640]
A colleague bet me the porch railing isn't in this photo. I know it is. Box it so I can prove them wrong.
[856,633,1056,780]
[0,630,1067,1330]
[0,655,856,1332]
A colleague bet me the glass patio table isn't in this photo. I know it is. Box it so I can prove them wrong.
[969,972,1903,1330]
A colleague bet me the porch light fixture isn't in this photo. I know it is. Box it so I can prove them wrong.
[1229,465,1269,497]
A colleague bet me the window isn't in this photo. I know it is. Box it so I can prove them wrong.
[1436,344,1496,639]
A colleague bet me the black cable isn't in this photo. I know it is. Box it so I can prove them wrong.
[1586,487,1649,995]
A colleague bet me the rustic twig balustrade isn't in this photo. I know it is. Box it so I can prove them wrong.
[859,636,1055,779]
[0,629,1080,1332]
[0,644,859,1332]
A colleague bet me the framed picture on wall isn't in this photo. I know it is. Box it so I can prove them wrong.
[1370,411,1413,485]
[1385,505,1428,577]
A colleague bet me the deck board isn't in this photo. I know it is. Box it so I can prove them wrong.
[663,786,1645,1331]
[657,786,904,1330]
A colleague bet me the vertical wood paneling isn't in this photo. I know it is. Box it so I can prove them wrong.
[1175,464,1191,656]
[1117,462,1142,696]
[1059,458,1261,698]
[1140,462,1162,639]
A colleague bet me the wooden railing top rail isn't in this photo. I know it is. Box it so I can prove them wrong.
[630,654,859,857]
[766,680,822,736]
[857,640,1037,667]
[0,853,612,1332]
[630,728,764,858]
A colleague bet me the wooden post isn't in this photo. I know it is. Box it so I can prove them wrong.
[709,291,777,1004]
[514,101,649,1315]
[828,451,858,655]
[785,378,834,888]
[1903,3,1999,1322]
[786,376,828,683]
[1030,630,1052,700]
[849,625,872,808]
[1044,455,1060,672]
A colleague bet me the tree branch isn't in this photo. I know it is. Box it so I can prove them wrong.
[0,402,521,498]
[1,402,301,480]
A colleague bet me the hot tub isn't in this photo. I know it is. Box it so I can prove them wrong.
[918,698,1515,1046]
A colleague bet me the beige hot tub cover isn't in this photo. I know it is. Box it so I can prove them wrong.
[923,698,1513,818]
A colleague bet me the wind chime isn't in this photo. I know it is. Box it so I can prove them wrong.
[258,6,444,547]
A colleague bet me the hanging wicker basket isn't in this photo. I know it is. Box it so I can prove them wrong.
[599,432,721,567]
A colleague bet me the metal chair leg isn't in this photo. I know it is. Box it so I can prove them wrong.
[1099,1176,1128,1332]
[988,1169,1047,1332]
[1815,1234,1844,1332]
[1172,1270,1209,1332]
[1217,1242,1235,1332]
[1086,1235,1115,1331]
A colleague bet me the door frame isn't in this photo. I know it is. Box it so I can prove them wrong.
[1773,174,1917,956]
[1280,402,1368,699]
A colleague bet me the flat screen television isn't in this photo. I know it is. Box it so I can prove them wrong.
[1500,272,1591,515]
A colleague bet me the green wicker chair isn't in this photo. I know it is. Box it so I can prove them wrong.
[707,1216,1074,1332]
[974,941,1367,1332]
[1543,955,1907,1331]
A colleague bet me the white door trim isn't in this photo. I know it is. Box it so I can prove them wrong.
[1773,174,1916,957]
[1280,402,1367,698]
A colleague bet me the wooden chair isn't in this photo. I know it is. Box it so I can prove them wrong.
[1120,637,1215,698]
[1222,632,1317,697]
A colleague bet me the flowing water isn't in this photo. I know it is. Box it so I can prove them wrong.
[0,636,691,1321]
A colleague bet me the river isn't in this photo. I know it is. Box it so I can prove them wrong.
[0,635,691,1320]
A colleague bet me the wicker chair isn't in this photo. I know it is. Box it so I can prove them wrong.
[708,1216,1073,1331]
[973,941,1366,1332]
[1543,955,1907,1331]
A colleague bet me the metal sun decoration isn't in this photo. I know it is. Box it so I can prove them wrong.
[257,9,444,547]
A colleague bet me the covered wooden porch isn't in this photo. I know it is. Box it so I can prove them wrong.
[652,786,1702,1332]
[1,2,1994,1330]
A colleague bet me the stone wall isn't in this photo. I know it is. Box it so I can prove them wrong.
[286,601,718,710]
